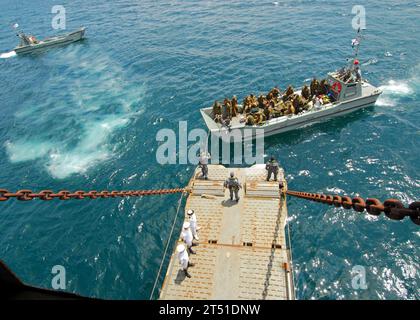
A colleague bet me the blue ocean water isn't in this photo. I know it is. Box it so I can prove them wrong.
[0,0,419,299]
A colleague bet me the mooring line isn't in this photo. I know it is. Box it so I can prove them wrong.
[149,192,184,300]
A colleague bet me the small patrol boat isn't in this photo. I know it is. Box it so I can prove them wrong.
[200,30,382,139]
[14,27,86,54]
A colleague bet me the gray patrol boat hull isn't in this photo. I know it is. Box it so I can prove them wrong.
[201,75,382,140]
[14,27,86,54]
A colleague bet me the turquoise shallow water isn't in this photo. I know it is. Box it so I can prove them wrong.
[0,0,419,299]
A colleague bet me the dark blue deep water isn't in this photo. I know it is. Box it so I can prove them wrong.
[0,0,419,299]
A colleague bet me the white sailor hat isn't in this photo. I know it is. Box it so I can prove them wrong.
[183,221,190,229]
[187,209,194,215]
[177,244,186,253]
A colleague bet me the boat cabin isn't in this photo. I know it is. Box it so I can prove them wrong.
[327,71,362,102]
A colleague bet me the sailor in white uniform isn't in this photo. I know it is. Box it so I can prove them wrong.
[177,244,194,278]
[181,221,196,254]
[187,209,200,240]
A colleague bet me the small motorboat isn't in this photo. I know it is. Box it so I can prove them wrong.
[14,27,86,54]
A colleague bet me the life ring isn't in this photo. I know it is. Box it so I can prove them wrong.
[331,81,342,94]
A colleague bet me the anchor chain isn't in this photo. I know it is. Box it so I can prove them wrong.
[0,188,187,201]
[286,190,420,226]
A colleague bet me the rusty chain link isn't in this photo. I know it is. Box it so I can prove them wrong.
[1,186,418,226]
[286,190,419,226]
[0,188,187,202]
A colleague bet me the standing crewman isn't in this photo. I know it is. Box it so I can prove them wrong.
[177,244,195,278]
[199,151,211,180]
[181,222,196,254]
[187,209,200,240]
[224,172,242,202]
[266,156,280,181]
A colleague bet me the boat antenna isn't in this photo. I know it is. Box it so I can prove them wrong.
[12,22,23,37]
[351,27,363,61]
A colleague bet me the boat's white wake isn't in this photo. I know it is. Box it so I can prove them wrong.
[0,51,17,59]
[379,80,413,96]
[376,80,414,107]
[5,48,146,179]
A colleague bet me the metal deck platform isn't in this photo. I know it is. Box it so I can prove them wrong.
[159,164,294,300]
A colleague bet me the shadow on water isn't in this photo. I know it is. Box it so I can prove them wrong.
[263,105,375,148]
[207,106,375,165]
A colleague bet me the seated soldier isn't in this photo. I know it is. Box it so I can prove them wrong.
[295,96,306,114]
[271,86,281,99]
[304,100,314,111]
[212,100,222,119]
[301,85,311,100]
[283,85,294,101]
[223,98,232,119]
[263,103,274,120]
[250,94,258,107]
[257,95,266,109]
[231,95,238,117]
[254,112,266,125]
[310,78,319,97]
[275,100,287,116]
[284,101,295,115]
[292,97,299,114]
[319,79,329,95]
[242,96,250,114]
[246,114,255,125]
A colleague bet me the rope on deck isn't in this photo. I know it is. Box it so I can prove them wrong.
[149,192,185,300]
[286,190,420,225]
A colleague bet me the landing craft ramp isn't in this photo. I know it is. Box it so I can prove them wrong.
[160,164,295,300]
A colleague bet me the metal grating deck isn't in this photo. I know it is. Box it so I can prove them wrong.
[159,164,294,300]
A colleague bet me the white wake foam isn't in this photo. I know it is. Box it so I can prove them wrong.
[0,51,17,59]
[46,117,130,179]
[376,80,414,107]
[378,80,413,96]
[6,48,145,179]
[5,140,55,162]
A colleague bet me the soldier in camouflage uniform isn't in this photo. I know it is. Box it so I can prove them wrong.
[224,172,242,202]
[301,85,311,100]
[212,100,222,120]
[266,156,280,181]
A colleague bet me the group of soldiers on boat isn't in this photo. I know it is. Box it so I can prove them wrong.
[211,78,334,126]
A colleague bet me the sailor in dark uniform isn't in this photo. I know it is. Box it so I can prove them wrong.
[266,156,280,181]
[224,172,242,202]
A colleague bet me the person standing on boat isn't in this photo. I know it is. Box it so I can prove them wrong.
[177,244,195,278]
[266,156,280,181]
[199,151,211,180]
[181,222,197,254]
[224,172,242,202]
[353,60,362,81]
[187,209,200,241]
